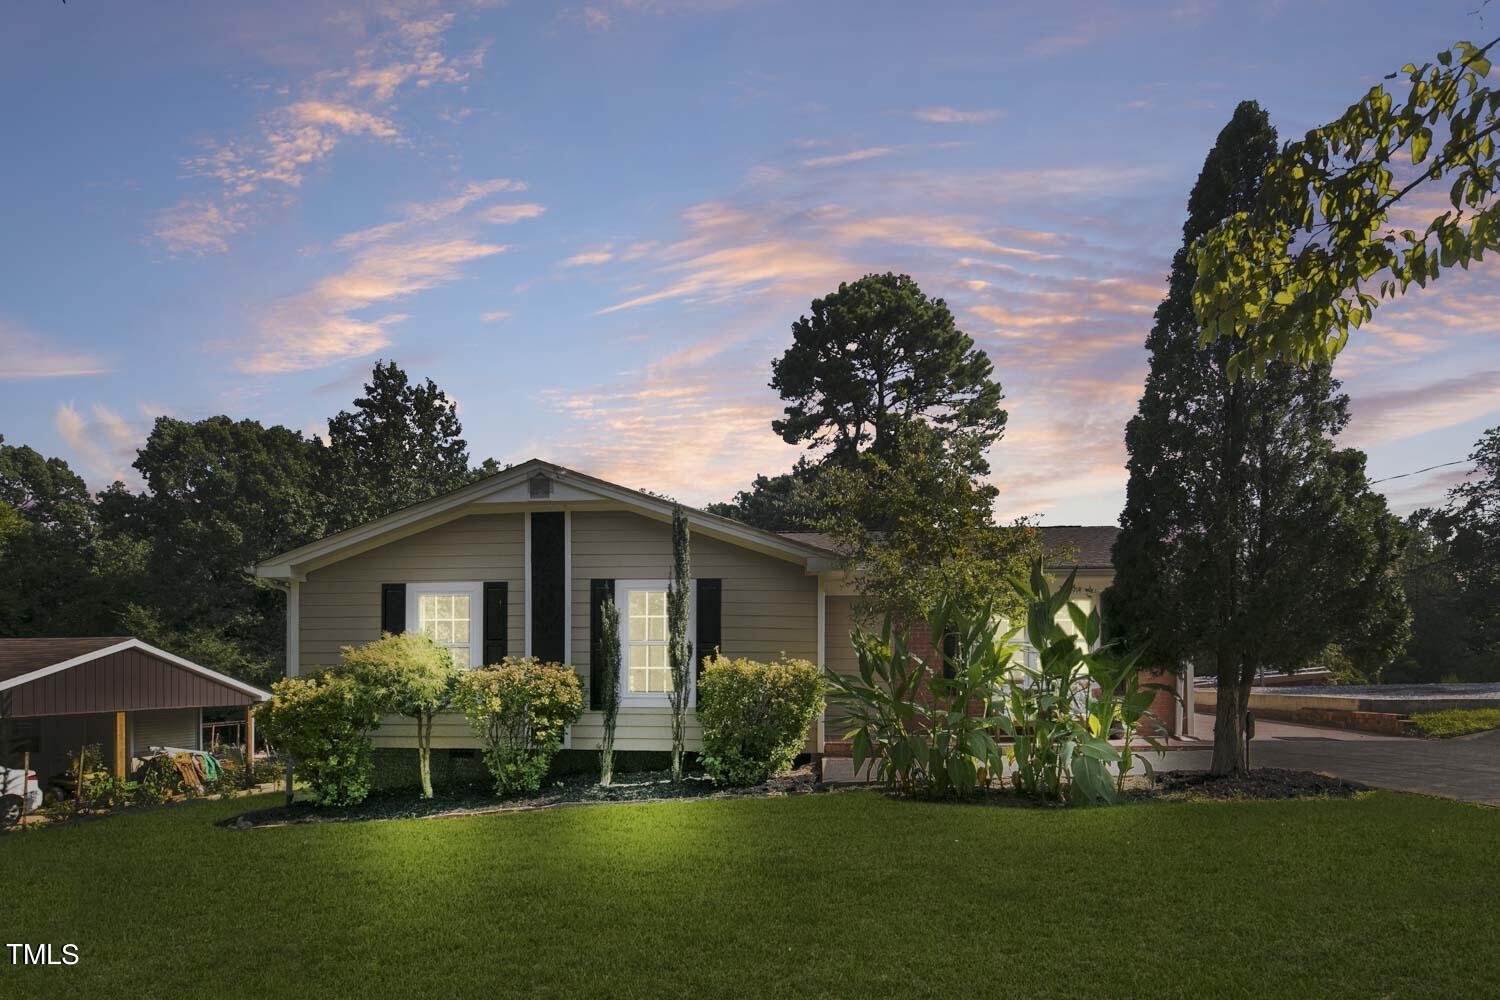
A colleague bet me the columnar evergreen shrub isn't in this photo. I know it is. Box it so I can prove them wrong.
[595,595,622,786]
[257,674,382,806]
[698,655,825,787]
[453,657,583,795]
[667,504,693,782]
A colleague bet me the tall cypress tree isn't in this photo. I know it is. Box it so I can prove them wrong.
[1109,101,1409,773]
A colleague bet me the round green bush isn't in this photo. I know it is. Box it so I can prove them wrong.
[698,655,825,787]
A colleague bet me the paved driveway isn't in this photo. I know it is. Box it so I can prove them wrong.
[1153,715,1500,806]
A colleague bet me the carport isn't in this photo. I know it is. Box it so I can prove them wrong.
[0,637,270,785]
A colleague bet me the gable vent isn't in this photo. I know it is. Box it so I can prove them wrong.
[528,473,553,499]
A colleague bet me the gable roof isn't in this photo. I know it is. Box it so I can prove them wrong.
[254,459,839,581]
[0,637,271,700]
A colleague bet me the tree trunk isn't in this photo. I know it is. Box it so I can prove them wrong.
[1209,649,1254,774]
[417,713,433,799]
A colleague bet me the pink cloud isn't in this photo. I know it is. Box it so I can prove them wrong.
[911,107,1006,124]
[243,239,508,374]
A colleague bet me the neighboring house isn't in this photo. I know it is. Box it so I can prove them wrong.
[0,638,270,783]
[253,459,1122,757]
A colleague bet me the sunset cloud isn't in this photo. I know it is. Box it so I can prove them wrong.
[911,107,1005,124]
[153,10,475,254]
[563,248,616,266]
[480,203,548,224]
[152,198,246,255]
[54,402,142,487]
[1344,369,1500,447]
[243,238,508,373]
[801,146,896,168]
[0,320,110,379]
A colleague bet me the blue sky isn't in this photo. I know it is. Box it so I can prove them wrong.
[3,0,1497,524]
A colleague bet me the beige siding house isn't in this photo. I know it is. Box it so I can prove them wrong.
[255,460,837,755]
[255,459,1121,756]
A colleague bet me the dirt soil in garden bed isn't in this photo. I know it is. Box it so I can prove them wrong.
[222,767,823,828]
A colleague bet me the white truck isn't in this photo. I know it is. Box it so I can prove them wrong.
[1,765,44,828]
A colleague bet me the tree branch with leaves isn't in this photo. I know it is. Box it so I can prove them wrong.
[1193,37,1499,375]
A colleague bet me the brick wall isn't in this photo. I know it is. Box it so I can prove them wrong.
[1137,667,1180,738]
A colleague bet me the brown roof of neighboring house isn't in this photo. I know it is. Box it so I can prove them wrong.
[0,637,133,684]
[780,525,1119,570]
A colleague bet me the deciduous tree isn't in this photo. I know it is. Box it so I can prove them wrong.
[325,360,473,527]
[1192,38,1499,374]
[812,424,1037,624]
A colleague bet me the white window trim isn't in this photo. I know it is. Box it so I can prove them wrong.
[406,581,485,668]
[615,578,695,707]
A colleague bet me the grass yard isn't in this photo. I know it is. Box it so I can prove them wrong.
[1407,708,1500,738]
[3,791,1498,999]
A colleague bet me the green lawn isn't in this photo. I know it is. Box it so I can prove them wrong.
[1408,708,1500,738]
[3,791,1498,999]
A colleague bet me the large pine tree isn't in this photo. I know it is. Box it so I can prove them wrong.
[1109,101,1410,773]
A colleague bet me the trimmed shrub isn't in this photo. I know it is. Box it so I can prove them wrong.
[698,655,825,787]
[257,674,382,806]
[453,657,583,796]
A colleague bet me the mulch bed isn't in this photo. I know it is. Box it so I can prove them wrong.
[223,765,1367,828]
[222,766,824,829]
[1137,767,1367,802]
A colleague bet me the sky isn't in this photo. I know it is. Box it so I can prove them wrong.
[2,0,1498,526]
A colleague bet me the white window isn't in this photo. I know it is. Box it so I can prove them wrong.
[406,582,484,668]
[617,580,694,705]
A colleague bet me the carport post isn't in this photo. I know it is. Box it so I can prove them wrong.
[113,710,127,780]
[244,705,256,788]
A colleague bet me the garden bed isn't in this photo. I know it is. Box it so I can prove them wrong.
[223,766,823,828]
[224,765,1366,828]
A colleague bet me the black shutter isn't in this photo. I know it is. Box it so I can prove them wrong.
[589,579,614,711]
[380,583,406,634]
[530,512,567,663]
[483,582,508,665]
[696,579,722,695]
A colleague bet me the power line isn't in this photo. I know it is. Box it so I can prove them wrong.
[1368,460,1473,486]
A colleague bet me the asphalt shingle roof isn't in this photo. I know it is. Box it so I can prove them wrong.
[779,525,1118,569]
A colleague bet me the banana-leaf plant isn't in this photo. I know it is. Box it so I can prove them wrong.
[1085,645,1172,796]
[921,598,1020,797]
[1000,562,1121,805]
[825,620,930,794]
[826,600,1019,798]
[830,558,1173,805]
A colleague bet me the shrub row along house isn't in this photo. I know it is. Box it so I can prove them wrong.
[253,459,1132,763]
